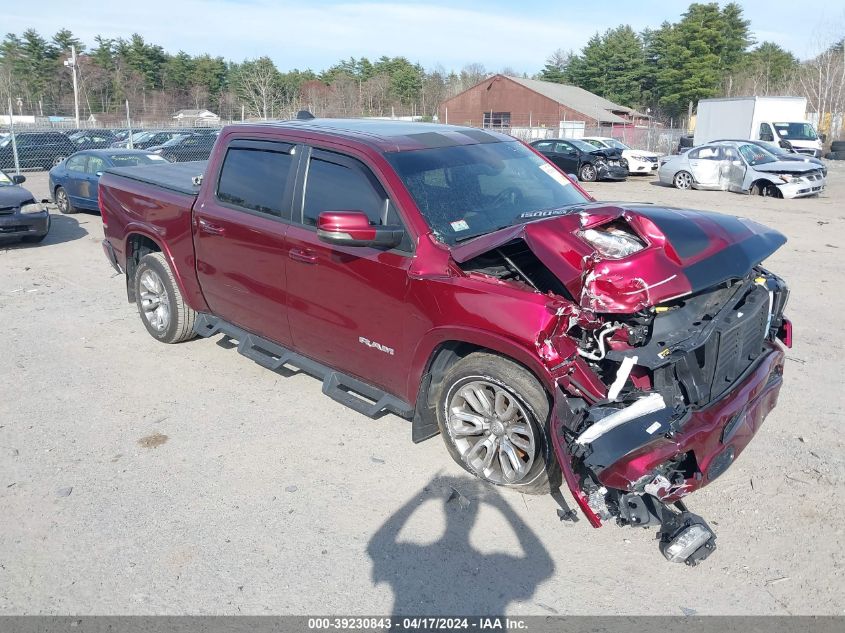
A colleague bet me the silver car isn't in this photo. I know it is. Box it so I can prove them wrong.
[658,141,825,198]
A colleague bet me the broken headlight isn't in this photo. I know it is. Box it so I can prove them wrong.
[661,523,715,564]
[778,174,801,183]
[579,223,646,259]
[20,201,47,214]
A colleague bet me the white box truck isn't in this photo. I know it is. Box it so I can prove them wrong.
[694,97,823,157]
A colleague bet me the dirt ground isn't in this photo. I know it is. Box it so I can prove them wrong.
[1,164,843,616]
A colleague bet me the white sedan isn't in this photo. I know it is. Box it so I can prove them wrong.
[581,136,659,174]
[658,141,825,199]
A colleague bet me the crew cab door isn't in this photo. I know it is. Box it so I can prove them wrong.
[284,146,413,397]
[193,139,298,346]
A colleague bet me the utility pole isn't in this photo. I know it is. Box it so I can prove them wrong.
[64,45,80,127]
[125,100,133,149]
[8,97,21,174]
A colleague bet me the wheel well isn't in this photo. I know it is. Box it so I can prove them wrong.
[750,179,782,197]
[411,341,552,443]
[125,234,162,302]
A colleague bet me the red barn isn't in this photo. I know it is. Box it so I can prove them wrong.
[439,74,648,129]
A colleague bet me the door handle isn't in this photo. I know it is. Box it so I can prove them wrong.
[289,248,318,264]
[198,218,226,236]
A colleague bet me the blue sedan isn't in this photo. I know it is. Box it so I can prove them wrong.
[48,149,167,214]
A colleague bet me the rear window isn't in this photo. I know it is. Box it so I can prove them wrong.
[216,146,293,217]
[108,154,165,166]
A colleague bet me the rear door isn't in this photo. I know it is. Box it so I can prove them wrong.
[193,138,298,346]
[284,146,413,396]
[686,146,723,187]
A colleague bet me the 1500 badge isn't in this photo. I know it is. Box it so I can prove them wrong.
[359,336,395,356]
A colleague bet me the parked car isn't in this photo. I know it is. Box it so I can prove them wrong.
[659,140,825,198]
[99,118,792,565]
[530,138,628,181]
[66,129,117,151]
[148,132,218,162]
[0,131,78,171]
[0,169,50,242]
[49,149,166,214]
[111,128,143,143]
[111,130,188,149]
[712,138,827,176]
[581,136,659,174]
[676,135,694,154]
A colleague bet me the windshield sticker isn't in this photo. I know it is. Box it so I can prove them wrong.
[450,219,469,232]
[539,162,570,186]
[147,155,167,161]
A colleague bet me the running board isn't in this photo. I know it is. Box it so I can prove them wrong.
[194,313,414,420]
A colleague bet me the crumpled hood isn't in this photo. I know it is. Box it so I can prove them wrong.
[0,185,34,208]
[452,202,786,313]
[589,147,623,160]
[752,160,819,175]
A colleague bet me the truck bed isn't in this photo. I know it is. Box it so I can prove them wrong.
[104,160,208,196]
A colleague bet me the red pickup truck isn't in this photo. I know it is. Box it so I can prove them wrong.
[100,118,791,565]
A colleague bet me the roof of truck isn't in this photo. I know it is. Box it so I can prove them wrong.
[241,118,514,152]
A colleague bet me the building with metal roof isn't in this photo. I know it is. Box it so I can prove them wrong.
[438,74,649,129]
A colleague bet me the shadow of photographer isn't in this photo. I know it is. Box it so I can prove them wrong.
[367,475,554,617]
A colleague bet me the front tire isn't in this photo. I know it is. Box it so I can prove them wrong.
[673,170,693,189]
[134,252,197,343]
[436,352,557,495]
[578,163,597,182]
[55,187,75,214]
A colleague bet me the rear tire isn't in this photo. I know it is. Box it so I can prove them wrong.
[134,252,197,344]
[436,352,558,495]
[673,170,693,189]
[55,187,75,214]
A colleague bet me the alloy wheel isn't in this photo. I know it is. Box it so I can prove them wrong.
[674,171,693,189]
[446,380,537,485]
[580,165,596,181]
[139,269,170,332]
[55,189,68,213]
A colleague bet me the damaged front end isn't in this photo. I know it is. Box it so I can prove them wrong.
[454,203,791,565]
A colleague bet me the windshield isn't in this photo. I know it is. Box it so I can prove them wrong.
[0,170,12,185]
[569,139,600,153]
[132,131,154,142]
[602,138,630,150]
[109,153,166,166]
[582,139,606,149]
[0,136,11,149]
[386,141,590,245]
[737,143,778,166]
[773,122,817,141]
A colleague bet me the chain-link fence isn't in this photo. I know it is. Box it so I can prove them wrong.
[0,119,228,173]
[0,110,689,175]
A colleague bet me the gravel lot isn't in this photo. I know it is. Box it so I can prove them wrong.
[1,164,844,616]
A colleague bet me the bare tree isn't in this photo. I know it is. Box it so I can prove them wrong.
[234,57,283,120]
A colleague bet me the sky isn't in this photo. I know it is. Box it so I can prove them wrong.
[3,0,845,73]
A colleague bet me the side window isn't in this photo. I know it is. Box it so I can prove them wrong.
[302,155,389,227]
[533,141,554,151]
[87,156,106,174]
[759,123,774,142]
[66,155,87,172]
[216,145,294,217]
[690,146,720,160]
[554,141,573,153]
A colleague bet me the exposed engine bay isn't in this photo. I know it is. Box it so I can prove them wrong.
[454,203,791,565]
